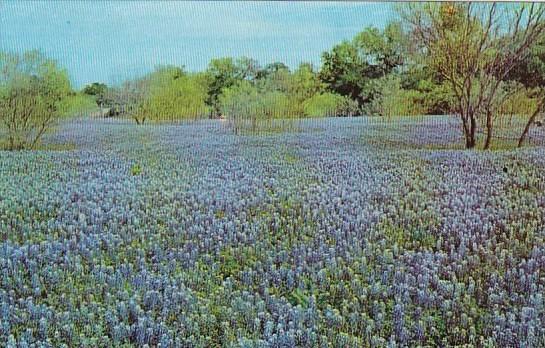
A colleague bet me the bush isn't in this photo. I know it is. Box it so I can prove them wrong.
[497,86,539,123]
[364,75,428,117]
[219,81,296,132]
[59,93,98,118]
[303,92,359,117]
[0,50,71,150]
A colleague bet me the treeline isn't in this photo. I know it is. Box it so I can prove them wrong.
[3,3,545,150]
[82,21,454,124]
[83,3,545,149]
[86,59,360,124]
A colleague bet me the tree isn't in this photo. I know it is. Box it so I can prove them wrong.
[105,77,151,124]
[320,23,408,108]
[205,57,241,116]
[82,82,108,106]
[506,36,545,146]
[289,63,324,102]
[138,73,209,121]
[235,57,262,82]
[402,3,545,149]
[0,50,71,150]
[256,62,290,80]
[319,41,369,105]
[353,22,407,77]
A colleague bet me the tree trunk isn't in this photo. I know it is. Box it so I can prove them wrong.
[483,110,493,150]
[518,100,543,148]
[8,135,14,151]
[462,113,477,149]
[470,116,478,148]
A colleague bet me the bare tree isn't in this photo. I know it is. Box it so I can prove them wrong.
[401,3,545,149]
[103,77,150,124]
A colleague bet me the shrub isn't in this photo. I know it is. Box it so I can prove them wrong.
[303,92,359,117]
[59,93,98,118]
[219,81,296,133]
[364,75,428,117]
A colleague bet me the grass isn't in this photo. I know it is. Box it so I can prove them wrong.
[130,163,142,176]
[0,140,78,151]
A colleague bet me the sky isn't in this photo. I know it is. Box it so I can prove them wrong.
[1,1,396,88]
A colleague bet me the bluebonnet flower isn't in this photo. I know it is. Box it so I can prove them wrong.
[0,118,544,346]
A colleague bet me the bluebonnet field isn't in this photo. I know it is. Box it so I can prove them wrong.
[1,117,545,347]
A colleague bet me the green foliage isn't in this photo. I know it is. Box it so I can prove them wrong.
[401,2,545,149]
[218,63,349,129]
[219,80,292,120]
[352,22,406,75]
[59,93,98,118]
[204,57,241,116]
[289,63,324,102]
[103,65,209,124]
[491,83,540,130]
[87,3,545,135]
[139,73,209,121]
[82,82,108,105]
[82,82,107,96]
[364,75,427,117]
[507,36,545,88]
[287,288,310,308]
[319,41,369,104]
[320,22,408,107]
[303,92,358,117]
[0,50,72,150]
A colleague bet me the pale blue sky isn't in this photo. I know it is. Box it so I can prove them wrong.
[1,1,395,88]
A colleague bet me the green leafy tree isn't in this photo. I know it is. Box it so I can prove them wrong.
[139,73,209,121]
[256,62,290,80]
[236,57,262,81]
[59,93,98,118]
[506,36,545,146]
[319,41,369,105]
[289,63,324,102]
[219,80,292,132]
[398,66,454,115]
[320,22,408,107]
[82,82,108,106]
[205,57,241,116]
[353,22,407,77]
[0,50,71,150]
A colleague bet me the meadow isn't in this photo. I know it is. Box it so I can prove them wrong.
[1,116,545,347]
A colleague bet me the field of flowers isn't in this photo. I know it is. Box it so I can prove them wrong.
[1,116,545,347]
